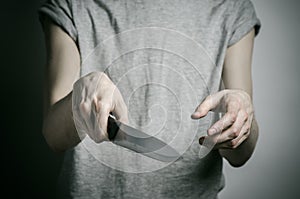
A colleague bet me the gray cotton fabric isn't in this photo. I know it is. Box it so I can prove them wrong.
[39,0,261,198]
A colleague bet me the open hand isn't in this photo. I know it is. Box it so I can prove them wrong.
[192,89,253,149]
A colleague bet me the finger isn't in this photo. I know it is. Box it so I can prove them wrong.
[216,119,251,149]
[234,134,248,148]
[191,92,225,119]
[238,115,252,138]
[216,134,248,149]
[219,110,248,141]
[207,111,238,136]
[95,100,111,142]
[198,134,221,158]
[191,95,215,119]
[199,135,222,147]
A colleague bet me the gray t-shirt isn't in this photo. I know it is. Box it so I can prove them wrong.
[39,0,260,198]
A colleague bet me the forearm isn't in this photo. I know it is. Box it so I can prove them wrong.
[43,91,82,152]
[219,118,259,167]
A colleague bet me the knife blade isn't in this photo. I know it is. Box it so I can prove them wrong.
[107,115,181,162]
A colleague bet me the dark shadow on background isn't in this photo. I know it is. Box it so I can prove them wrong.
[1,0,63,198]
[2,1,300,199]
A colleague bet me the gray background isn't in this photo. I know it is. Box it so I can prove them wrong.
[220,0,300,198]
[1,0,299,198]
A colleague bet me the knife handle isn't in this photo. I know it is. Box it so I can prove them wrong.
[107,115,119,141]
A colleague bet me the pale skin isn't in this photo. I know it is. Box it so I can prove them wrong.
[42,18,258,167]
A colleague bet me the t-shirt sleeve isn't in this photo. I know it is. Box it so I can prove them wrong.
[228,0,261,47]
[38,0,77,42]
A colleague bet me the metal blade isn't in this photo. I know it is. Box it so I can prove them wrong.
[107,116,181,162]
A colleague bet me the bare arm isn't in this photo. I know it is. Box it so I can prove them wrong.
[219,29,259,167]
[192,29,259,167]
[41,19,128,152]
[42,18,81,152]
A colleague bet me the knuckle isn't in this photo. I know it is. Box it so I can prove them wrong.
[245,124,251,132]
[79,101,90,114]
[232,127,238,134]
[99,100,111,110]
[229,140,237,148]
[234,131,240,137]
[231,129,239,138]
[243,128,251,136]
[228,112,237,122]
[243,122,251,133]
[240,110,248,121]
[248,108,254,115]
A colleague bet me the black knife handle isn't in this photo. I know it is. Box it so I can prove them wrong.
[107,115,119,141]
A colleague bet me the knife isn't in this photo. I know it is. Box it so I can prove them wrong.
[107,115,181,162]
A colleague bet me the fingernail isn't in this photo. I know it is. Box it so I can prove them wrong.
[192,111,202,118]
[191,111,201,118]
[199,137,205,145]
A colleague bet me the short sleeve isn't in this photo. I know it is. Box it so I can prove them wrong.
[38,0,77,42]
[228,0,261,47]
